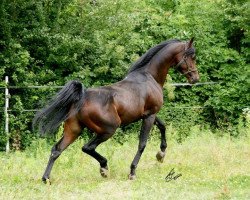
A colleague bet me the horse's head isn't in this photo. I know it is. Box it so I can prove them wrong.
[174,38,199,84]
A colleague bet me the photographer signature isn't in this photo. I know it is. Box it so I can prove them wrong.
[165,168,182,182]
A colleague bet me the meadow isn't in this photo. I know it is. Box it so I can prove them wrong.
[1,130,250,200]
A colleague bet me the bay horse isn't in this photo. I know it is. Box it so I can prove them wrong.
[33,38,199,183]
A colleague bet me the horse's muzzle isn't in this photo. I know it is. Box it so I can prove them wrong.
[188,75,199,84]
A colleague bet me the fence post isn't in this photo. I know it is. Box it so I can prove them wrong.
[5,76,10,153]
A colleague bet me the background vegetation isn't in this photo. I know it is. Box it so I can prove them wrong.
[0,0,249,150]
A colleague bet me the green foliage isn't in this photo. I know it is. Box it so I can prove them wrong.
[0,0,249,149]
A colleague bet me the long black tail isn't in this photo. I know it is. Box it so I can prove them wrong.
[33,80,85,135]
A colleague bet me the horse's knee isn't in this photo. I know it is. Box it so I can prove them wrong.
[82,143,95,153]
[82,143,107,168]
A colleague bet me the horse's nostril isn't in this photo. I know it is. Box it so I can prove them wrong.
[189,77,198,84]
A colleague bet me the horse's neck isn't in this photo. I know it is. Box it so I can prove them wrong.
[146,44,183,87]
[146,54,173,87]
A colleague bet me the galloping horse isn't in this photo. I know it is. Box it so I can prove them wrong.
[33,38,199,182]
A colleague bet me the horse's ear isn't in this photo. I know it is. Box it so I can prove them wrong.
[187,37,194,48]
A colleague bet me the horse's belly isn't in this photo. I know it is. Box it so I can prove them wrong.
[116,98,161,124]
[114,97,143,124]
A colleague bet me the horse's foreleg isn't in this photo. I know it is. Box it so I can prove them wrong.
[129,114,156,180]
[82,133,112,178]
[154,116,167,162]
[42,119,82,184]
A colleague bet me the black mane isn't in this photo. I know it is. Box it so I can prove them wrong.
[128,39,181,73]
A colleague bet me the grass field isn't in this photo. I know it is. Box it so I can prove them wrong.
[1,131,250,200]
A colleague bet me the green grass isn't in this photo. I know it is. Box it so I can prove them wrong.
[1,132,250,200]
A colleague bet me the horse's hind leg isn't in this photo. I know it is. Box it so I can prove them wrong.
[42,118,82,183]
[82,133,113,178]
[154,116,167,162]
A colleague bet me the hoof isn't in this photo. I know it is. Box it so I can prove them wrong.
[42,177,51,185]
[128,174,136,180]
[100,167,109,178]
[156,151,165,163]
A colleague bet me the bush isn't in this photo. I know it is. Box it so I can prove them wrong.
[0,0,249,150]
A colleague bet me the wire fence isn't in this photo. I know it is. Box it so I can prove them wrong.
[0,81,220,113]
[1,77,247,152]
[0,81,220,89]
